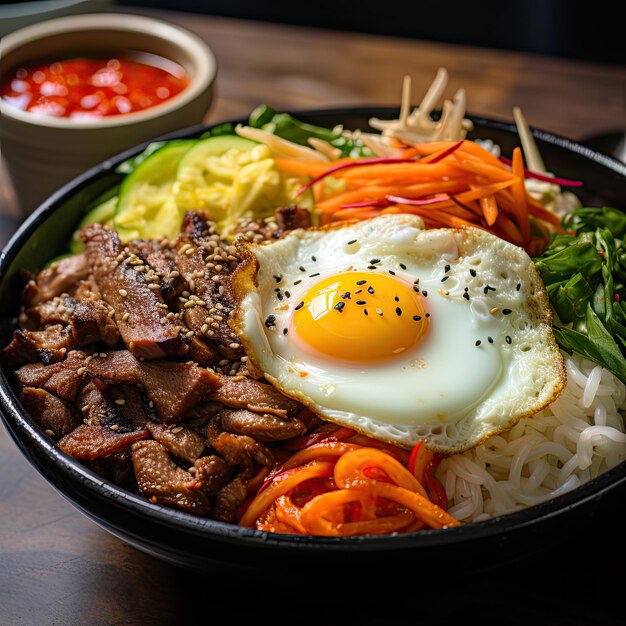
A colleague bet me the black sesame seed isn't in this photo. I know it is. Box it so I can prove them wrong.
[273,275,283,283]
[341,291,351,299]
[506,336,512,344]
[370,258,381,264]
[356,280,367,285]
[354,289,363,294]
[368,286,375,294]
[413,315,422,321]
[441,275,449,282]
[347,239,357,245]
[277,292,284,301]
[475,340,482,346]
[309,272,320,278]
[463,292,470,301]
[399,263,407,270]
[356,300,367,305]
[422,290,428,297]
[470,269,477,277]
[484,285,496,294]
[444,264,451,273]
[274,288,280,292]
[285,291,291,298]
[334,302,346,312]
[368,265,377,270]
[413,278,420,284]
[311,255,317,262]
[295,301,304,311]
[294,280,302,285]
[425,313,430,318]
[299,266,306,272]
[265,315,277,328]
[388,270,396,275]
[516,283,521,291]
[502,308,512,315]
[396,307,402,316]
[283,328,289,335]
[364,309,369,316]
[413,285,420,292]
[394,295,399,302]
[487,336,494,344]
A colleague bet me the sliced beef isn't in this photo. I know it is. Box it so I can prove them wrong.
[186,401,225,430]
[78,381,152,431]
[24,253,90,306]
[213,473,249,522]
[3,324,75,365]
[19,295,76,330]
[206,414,274,472]
[131,239,183,300]
[14,350,87,402]
[82,224,187,360]
[86,350,221,422]
[131,440,210,514]
[212,374,303,417]
[59,424,149,462]
[275,206,312,233]
[174,212,243,360]
[146,421,206,463]
[20,387,81,438]
[72,294,120,347]
[192,455,231,497]
[218,408,306,442]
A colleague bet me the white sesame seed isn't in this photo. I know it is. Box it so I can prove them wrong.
[118,289,128,297]
[114,398,126,405]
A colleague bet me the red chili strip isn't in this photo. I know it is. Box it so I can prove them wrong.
[420,140,464,164]
[498,156,583,186]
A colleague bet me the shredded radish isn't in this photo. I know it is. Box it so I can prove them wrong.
[499,156,583,187]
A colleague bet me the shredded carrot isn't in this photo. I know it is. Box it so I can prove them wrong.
[274,139,562,253]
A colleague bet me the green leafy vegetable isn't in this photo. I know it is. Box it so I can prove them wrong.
[534,206,626,383]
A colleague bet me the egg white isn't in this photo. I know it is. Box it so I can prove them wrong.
[232,214,566,453]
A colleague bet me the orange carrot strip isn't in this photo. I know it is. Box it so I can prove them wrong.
[453,179,515,203]
[494,211,525,247]
[455,141,507,169]
[474,185,499,225]
[453,155,516,182]
[280,442,362,471]
[316,180,467,213]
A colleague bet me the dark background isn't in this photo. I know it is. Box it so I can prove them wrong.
[119,0,625,65]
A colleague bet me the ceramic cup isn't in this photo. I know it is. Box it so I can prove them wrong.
[0,12,217,215]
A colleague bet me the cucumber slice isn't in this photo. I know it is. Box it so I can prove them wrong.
[114,139,196,241]
[69,195,118,253]
[174,135,288,235]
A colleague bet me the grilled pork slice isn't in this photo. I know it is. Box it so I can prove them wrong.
[174,211,243,360]
[14,350,87,401]
[146,421,206,463]
[218,408,306,442]
[86,349,221,422]
[20,387,82,439]
[82,224,187,360]
[71,286,121,347]
[19,295,76,330]
[23,253,90,306]
[131,440,210,515]
[3,324,75,365]
[212,373,304,417]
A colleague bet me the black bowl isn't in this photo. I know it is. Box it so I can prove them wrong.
[2,107,626,579]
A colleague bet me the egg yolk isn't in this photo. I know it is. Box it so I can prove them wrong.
[292,271,429,363]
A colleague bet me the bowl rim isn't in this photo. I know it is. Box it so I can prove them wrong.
[0,12,216,129]
[1,105,626,552]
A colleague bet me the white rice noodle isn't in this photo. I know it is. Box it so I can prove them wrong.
[439,353,626,521]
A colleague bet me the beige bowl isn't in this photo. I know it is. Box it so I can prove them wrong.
[0,12,217,215]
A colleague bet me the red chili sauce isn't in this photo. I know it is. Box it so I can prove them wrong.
[0,52,189,119]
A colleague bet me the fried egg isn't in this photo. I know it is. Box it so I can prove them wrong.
[231,214,566,453]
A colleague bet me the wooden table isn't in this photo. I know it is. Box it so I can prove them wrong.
[1,7,626,625]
